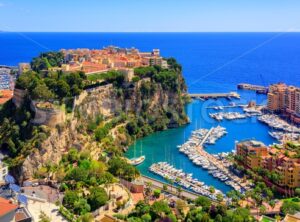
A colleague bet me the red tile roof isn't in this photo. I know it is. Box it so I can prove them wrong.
[0,197,17,217]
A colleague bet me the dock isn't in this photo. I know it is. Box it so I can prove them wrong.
[189,92,240,99]
[237,83,268,94]
[199,127,214,147]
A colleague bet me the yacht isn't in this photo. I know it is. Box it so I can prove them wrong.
[129,156,145,166]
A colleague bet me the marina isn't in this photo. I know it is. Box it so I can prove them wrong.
[149,162,225,200]
[269,131,300,141]
[126,94,276,194]
[258,114,300,133]
[178,128,250,192]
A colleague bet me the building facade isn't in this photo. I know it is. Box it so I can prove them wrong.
[0,161,8,184]
[267,83,287,112]
[236,140,300,190]
[60,46,168,75]
[236,140,268,169]
[267,83,300,124]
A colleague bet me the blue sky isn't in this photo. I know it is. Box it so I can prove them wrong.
[0,0,299,32]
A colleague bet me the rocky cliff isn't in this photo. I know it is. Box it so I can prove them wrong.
[19,77,188,180]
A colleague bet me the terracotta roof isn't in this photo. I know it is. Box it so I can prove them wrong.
[0,197,17,217]
[100,215,118,222]
[283,212,300,222]
[0,90,13,104]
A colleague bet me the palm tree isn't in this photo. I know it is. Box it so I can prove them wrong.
[162,184,168,199]
[145,182,152,196]
[275,214,281,222]
[170,179,175,194]
[177,186,182,198]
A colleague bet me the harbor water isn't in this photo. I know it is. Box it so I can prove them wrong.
[1,32,299,193]
[125,91,276,194]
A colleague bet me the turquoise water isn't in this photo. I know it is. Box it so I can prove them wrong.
[125,90,276,193]
[1,32,296,193]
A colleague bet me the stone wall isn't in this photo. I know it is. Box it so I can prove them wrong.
[31,101,66,127]
[12,88,27,108]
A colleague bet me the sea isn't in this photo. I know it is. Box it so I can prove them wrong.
[1,32,300,193]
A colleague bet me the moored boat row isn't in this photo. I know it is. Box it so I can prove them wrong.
[149,162,225,200]
[189,125,227,146]
[178,143,243,192]
[268,131,300,141]
[258,114,300,133]
[209,112,248,121]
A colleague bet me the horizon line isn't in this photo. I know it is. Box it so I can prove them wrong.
[1,31,300,33]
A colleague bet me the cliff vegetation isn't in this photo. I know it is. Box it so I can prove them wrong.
[0,51,188,218]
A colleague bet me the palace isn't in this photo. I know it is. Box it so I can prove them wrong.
[59,46,169,74]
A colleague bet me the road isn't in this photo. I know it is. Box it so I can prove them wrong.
[141,175,218,203]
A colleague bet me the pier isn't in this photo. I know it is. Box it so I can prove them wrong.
[189,92,240,99]
[206,104,247,109]
[237,83,268,94]
[199,127,214,147]
[0,65,17,69]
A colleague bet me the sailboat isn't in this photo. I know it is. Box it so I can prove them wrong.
[129,140,145,166]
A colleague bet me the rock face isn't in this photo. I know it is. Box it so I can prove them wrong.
[20,79,188,180]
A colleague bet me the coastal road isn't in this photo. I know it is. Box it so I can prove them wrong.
[141,175,218,203]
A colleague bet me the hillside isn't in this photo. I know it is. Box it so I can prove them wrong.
[0,53,189,182]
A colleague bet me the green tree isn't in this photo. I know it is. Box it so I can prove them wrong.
[88,187,109,211]
[215,214,223,222]
[259,205,267,215]
[74,198,91,215]
[295,188,300,197]
[200,213,210,222]
[153,189,161,198]
[150,200,171,219]
[141,214,152,222]
[135,201,151,216]
[194,196,211,212]
[80,213,94,222]
[66,167,88,182]
[108,157,140,181]
[67,148,79,162]
[216,193,223,202]
[63,190,79,209]
[163,184,168,196]
[281,200,300,215]
[32,83,55,100]
[56,80,70,98]
[38,211,51,222]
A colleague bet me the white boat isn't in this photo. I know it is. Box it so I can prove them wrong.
[129,156,145,166]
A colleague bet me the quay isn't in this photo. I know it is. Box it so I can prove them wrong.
[141,175,218,203]
[206,104,247,109]
[237,83,268,94]
[199,127,214,147]
[188,92,240,99]
[206,104,264,109]
[194,146,248,191]
[0,65,17,69]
